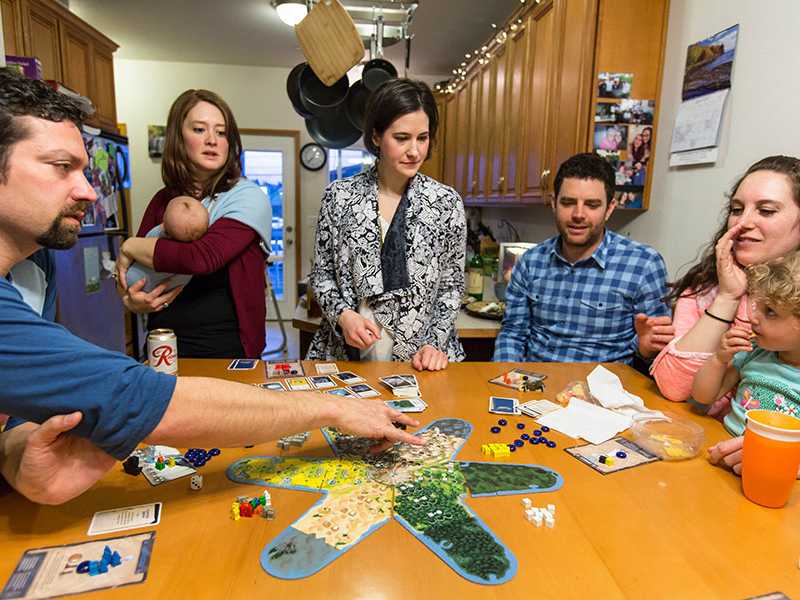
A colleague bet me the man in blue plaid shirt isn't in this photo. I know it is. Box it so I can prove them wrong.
[493,153,674,364]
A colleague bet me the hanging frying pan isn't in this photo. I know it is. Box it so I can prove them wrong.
[305,103,362,150]
[286,63,313,119]
[361,58,398,92]
[344,80,370,131]
[298,65,349,116]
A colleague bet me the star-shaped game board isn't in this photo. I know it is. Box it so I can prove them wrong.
[227,418,562,584]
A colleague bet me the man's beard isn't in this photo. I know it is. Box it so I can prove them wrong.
[35,204,90,249]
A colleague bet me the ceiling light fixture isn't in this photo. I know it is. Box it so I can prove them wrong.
[272,0,308,26]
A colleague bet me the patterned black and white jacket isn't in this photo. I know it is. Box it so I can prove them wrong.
[308,166,466,362]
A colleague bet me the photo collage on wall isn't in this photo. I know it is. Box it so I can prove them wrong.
[594,73,655,209]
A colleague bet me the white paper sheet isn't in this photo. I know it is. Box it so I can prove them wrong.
[669,147,720,167]
[537,400,631,444]
[670,89,729,153]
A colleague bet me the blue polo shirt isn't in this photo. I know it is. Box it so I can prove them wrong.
[0,278,175,460]
[493,230,669,364]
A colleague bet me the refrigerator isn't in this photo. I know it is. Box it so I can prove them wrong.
[54,127,133,354]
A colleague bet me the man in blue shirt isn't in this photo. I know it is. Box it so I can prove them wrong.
[493,152,674,364]
[0,69,422,505]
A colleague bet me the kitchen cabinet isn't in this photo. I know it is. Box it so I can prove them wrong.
[439,0,668,209]
[2,0,119,132]
[1,0,24,56]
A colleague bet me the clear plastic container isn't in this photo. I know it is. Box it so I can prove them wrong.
[631,411,705,460]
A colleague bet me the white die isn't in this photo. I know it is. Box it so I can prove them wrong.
[190,474,203,490]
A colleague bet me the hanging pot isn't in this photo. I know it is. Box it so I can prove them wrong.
[298,64,349,116]
[305,103,362,150]
[344,80,370,131]
[361,58,398,92]
[286,63,314,119]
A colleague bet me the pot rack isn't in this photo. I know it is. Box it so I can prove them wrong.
[306,0,417,64]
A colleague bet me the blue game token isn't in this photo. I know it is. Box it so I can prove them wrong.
[509,444,517,452]
[533,430,542,437]
[529,438,537,444]
[546,441,556,448]
[514,439,524,447]
[516,423,525,430]
[209,448,221,456]
[541,426,550,432]
[521,433,530,440]
[491,426,501,434]
[498,419,508,426]
[616,451,627,459]
[539,437,547,444]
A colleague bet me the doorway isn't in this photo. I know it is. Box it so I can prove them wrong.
[240,130,300,320]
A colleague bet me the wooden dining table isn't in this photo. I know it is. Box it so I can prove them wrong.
[1,360,798,599]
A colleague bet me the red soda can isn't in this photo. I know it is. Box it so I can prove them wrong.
[147,328,178,374]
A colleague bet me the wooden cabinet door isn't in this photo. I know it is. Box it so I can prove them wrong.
[463,74,481,200]
[441,94,459,188]
[519,0,556,200]
[549,0,598,178]
[59,20,92,100]
[92,44,118,130]
[418,95,444,181]
[488,43,509,197]
[22,0,61,81]
[453,81,471,197]
[474,63,493,199]
[503,20,529,198]
[1,0,24,55]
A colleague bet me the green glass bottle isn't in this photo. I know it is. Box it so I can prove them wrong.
[467,253,484,301]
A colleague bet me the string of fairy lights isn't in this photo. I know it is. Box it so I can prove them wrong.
[433,0,542,95]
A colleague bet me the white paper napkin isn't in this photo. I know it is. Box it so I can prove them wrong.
[587,365,667,423]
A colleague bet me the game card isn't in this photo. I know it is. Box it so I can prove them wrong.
[88,503,162,536]
[384,398,427,413]
[286,377,313,391]
[379,374,418,389]
[309,375,336,389]
[0,532,154,599]
[347,383,381,398]
[314,362,339,374]
[564,436,660,475]
[266,360,305,378]
[489,396,520,415]
[489,368,547,391]
[335,371,366,384]
[228,358,258,370]
[255,381,286,391]
[519,399,562,418]
[326,387,356,397]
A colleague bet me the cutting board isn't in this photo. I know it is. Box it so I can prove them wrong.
[295,0,363,86]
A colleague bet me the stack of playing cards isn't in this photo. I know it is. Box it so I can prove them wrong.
[488,396,521,415]
[384,398,427,413]
[519,399,562,418]
[379,374,420,398]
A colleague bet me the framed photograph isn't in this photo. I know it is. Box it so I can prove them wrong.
[617,99,655,125]
[147,125,166,158]
[498,242,537,283]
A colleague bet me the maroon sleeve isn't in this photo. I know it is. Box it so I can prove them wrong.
[137,188,172,236]
[153,218,259,275]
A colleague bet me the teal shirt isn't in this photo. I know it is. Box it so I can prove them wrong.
[725,346,800,436]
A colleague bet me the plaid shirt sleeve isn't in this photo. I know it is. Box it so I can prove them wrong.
[630,250,671,356]
[492,255,532,361]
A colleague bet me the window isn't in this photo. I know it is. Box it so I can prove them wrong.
[241,150,285,299]
[328,149,375,182]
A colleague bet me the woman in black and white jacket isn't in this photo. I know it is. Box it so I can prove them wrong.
[308,79,466,370]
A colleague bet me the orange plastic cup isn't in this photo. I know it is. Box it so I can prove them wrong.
[741,410,800,508]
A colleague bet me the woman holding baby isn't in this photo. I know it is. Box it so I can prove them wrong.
[115,89,271,359]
